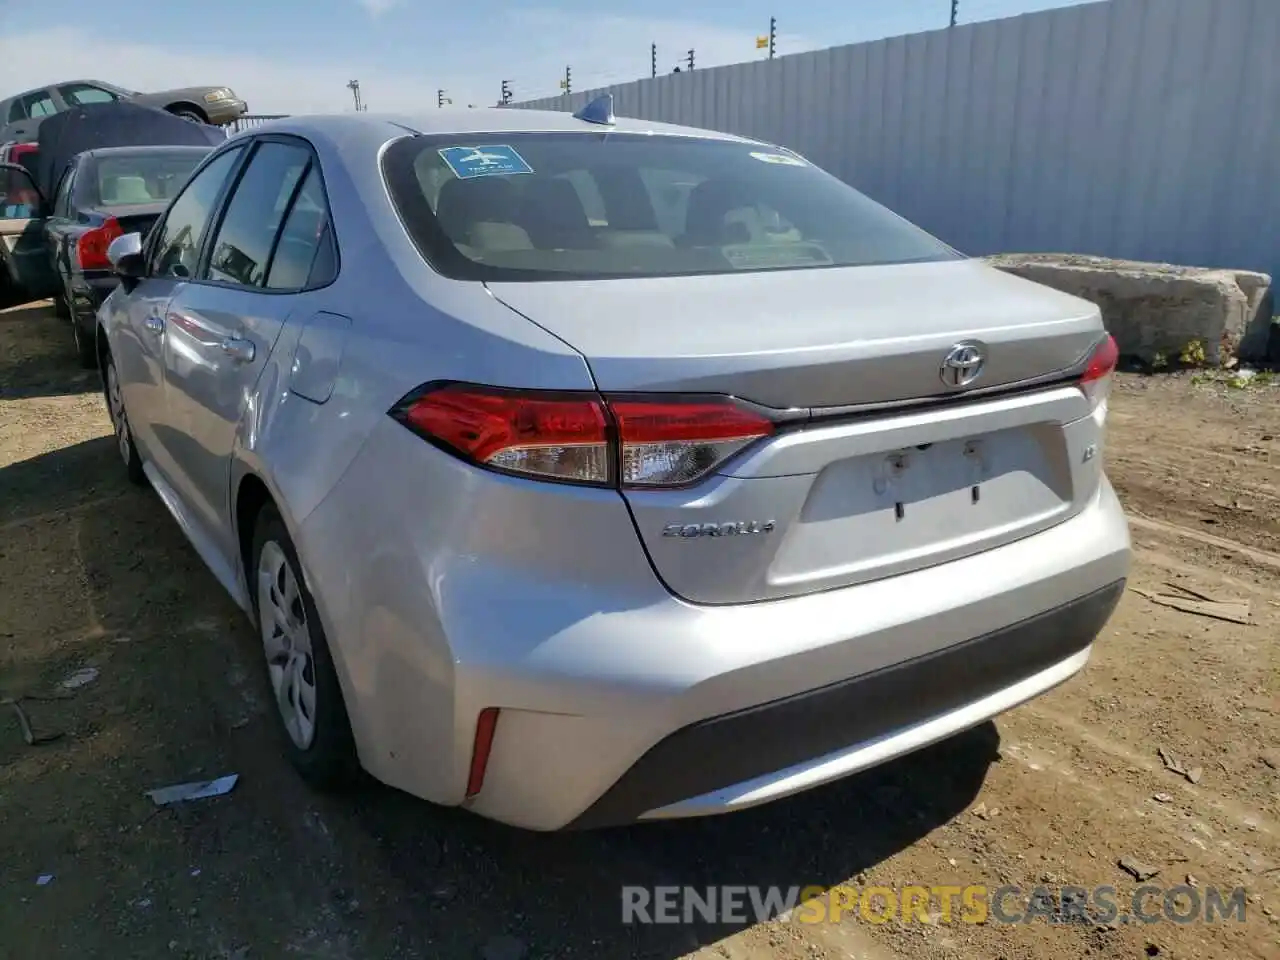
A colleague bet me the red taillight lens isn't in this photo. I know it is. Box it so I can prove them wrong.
[394,384,611,485]
[77,217,124,271]
[1081,333,1118,383]
[1079,333,1118,412]
[609,398,774,486]
[392,384,775,489]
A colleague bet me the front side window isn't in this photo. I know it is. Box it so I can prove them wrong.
[59,84,120,107]
[92,149,209,207]
[20,92,57,119]
[7,100,25,123]
[382,132,958,282]
[149,147,243,279]
[204,140,311,288]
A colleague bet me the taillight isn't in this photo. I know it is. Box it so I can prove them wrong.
[391,384,775,489]
[609,398,774,486]
[393,384,612,485]
[1078,333,1118,413]
[77,217,124,271]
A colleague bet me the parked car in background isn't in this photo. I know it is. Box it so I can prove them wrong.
[92,104,1130,832]
[44,145,212,364]
[0,100,224,315]
[0,80,246,144]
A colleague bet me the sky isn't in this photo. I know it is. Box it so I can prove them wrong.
[0,0,1098,115]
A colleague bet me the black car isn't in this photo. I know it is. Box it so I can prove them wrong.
[0,100,222,358]
[44,144,211,364]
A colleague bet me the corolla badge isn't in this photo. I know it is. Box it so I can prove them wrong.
[662,520,776,539]
[939,340,988,388]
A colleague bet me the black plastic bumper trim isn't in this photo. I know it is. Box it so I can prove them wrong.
[567,579,1125,830]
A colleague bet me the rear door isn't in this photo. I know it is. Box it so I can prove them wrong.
[0,161,57,299]
[157,136,328,553]
[43,161,79,291]
[4,89,59,144]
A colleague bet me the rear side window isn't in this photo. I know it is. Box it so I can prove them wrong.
[265,167,332,290]
[149,147,243,279]
[382,132,958,282]
[20,92,57,119]
[53,166,77,217]
[7,100,24,123]
[204,140,311,288]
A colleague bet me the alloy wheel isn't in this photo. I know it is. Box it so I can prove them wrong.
[105,362,132,466]
[257,541,318,750]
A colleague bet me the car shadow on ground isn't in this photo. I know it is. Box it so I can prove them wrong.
[0,299,100,399]
[0,435,1000,959]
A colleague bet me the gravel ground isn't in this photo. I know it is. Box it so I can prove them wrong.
[1,299,1277,960]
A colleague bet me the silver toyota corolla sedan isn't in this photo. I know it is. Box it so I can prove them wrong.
[95,100,1131,830]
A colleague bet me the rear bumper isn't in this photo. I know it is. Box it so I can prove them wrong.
[570,579,1122,828]
[68,272,116,323]
[300,416,1131,831]
[205,99,248,124]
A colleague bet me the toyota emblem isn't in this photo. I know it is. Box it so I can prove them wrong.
[939,341,988,388]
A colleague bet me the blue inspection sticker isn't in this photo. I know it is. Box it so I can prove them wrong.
[438,144,534,179]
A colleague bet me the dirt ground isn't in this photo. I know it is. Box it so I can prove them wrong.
[1,298,1277,960]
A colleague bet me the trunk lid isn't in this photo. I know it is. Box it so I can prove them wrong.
[488,259,1109,605]
[486,259,1101,409]
[85,202,167,239]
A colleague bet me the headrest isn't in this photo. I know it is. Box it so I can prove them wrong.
[434,176,519,244]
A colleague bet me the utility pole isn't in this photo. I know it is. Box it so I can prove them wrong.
[950,0,958,27]
[561,65,571,95]
[437,88,445,108]
[686,49,695,71]
[501,80,512,105]
[769,17,777,58]
[651,42,657,79]
[347,79,363,112]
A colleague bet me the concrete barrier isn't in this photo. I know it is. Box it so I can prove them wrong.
[985,254,1274,365]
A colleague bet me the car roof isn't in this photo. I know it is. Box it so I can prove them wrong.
[234,108,766,148]
[84,144,213,159]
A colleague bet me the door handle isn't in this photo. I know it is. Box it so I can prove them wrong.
[144,314,164,334]
[219,337,255,363]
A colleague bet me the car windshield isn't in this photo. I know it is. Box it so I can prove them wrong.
[382,131,960,282]
[92,150,209,207]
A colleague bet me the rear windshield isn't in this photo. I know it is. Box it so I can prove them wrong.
[91,150,210,207]
[382,132,959,282]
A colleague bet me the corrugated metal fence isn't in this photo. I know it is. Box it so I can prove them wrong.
[515,0,1280,283]
[225,115,288,135]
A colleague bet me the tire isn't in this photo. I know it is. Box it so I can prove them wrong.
[102,351,147,486]
[72,313,96,369]
[171,108,206,123]
[250,505,358,788]
[53,283,71,320]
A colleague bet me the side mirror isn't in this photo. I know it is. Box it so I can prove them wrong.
[107,232,146,282]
